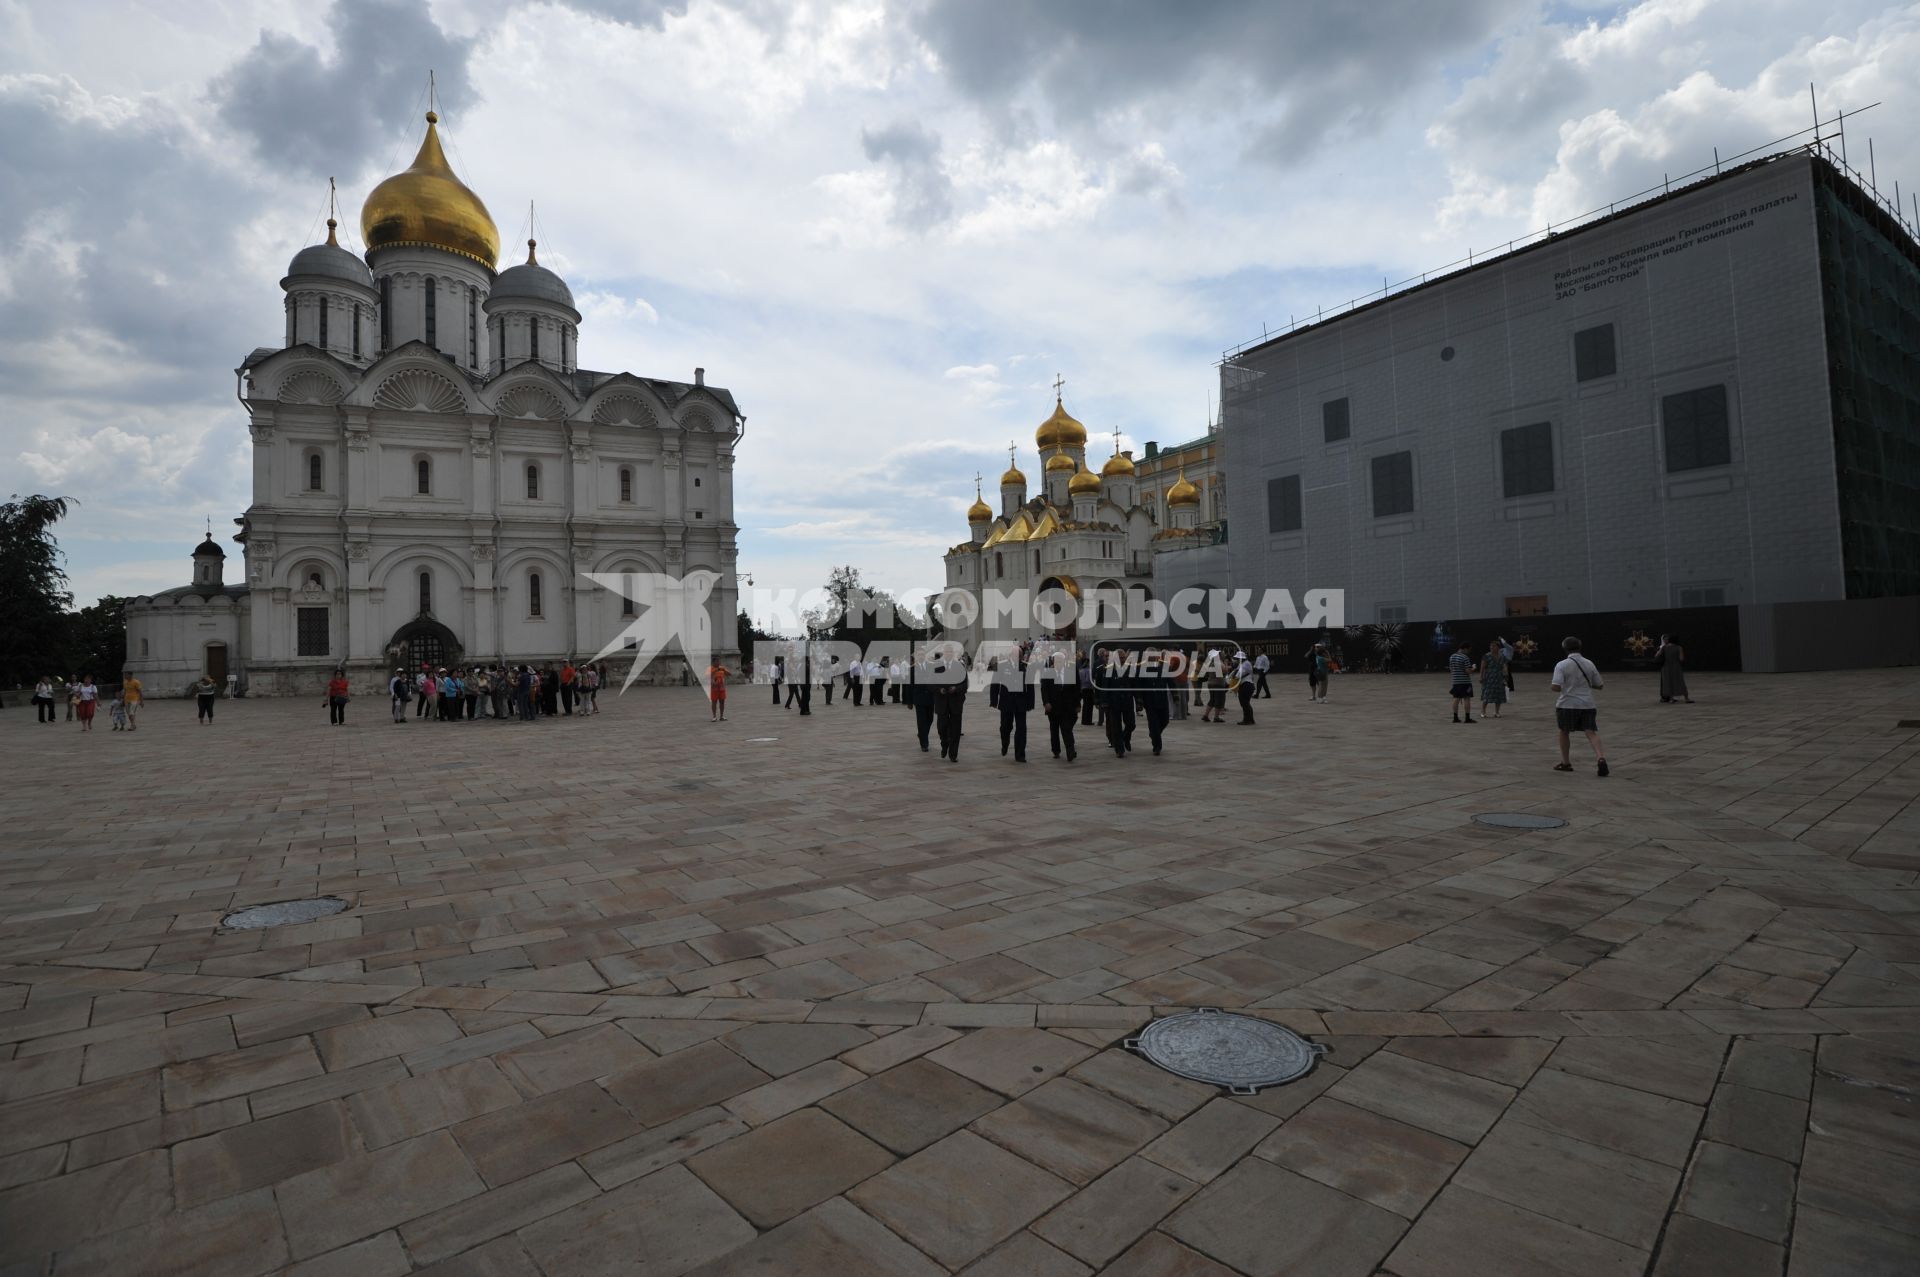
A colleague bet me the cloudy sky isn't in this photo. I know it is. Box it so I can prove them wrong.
[4,0,1916,617]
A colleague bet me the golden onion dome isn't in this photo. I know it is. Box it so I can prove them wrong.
[361,112,500,268]
[1000,513,1032,543]
[1166,470,1201,507]
[967,494,993,522]
[1036,397,1088,449]
[1101,451,1135,477]
[1001,464,1027,486]
[1045,452,1076,473]
[1068,464,1102,496]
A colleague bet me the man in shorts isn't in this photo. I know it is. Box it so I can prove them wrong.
[1448,642,1476,723]
[1551,636,1608,776]
[707,661,729,721]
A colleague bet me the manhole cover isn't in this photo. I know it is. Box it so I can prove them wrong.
[1472,812,1569,830]
[744,737,779,743]
[1126,1008,1327,1094]
[222,897,350,930]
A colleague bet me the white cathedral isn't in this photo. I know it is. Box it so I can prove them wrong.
[941,394,1217,649]
[125,110,742,694]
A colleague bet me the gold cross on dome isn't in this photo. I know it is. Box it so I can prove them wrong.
[1008,442,1016,468]
[1053,373,1065,398]
[974,471,983,497]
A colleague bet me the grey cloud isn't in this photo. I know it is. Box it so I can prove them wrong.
[211,0,477,180]
[862,121,955,231]
[912,0,1533,163]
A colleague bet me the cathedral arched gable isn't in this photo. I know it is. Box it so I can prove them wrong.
[350,344,483,415]
[673,386,737,429]
[485,364,579,421]
[369,543,476,591]
[582,377,672,429]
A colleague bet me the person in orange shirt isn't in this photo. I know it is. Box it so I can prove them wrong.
[560,660,578,715]
[120,672,144,730]
[706,662,728,721]
[324,669,351,726]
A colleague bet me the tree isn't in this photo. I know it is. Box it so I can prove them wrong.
[67,596,129,683]
[737,608,776,656]
[802,565,931,644]
[0,495,74,687]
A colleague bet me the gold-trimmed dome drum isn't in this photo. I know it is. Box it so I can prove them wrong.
[1101,451,1136,476]
[1166,471,1201,507]
[1068,465,1102,496]
[361,112,500,268]
[1001,464,1027,486]
[1045,452,1077,473]
[967,495,993,522]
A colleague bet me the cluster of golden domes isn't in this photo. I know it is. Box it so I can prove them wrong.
[360,111,501,267]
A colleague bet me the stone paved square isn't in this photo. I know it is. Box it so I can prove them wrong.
[1,672,1917,1273]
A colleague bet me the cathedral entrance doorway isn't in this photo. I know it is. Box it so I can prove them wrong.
[389,618,462,672]
[206,643,228,684]
[1038,575,1082,640]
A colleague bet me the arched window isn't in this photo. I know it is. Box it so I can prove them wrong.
[424,277,437,347]
[621,582,636,618]
[416,457,431,495]
[994,551,1003,579]
[418,570,432,615]
[318,297,328,349]
[529,572,543,618]
[307,453,323,492]
[561,327,570,370]
[525,464,540,501]
[379,277,391,350]
[467,290,478,367]
[1033,550,1040,574]
[619,467,633,503]
[529,317,540,362]
[352,304,362,359]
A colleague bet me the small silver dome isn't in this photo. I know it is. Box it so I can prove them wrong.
[284,233,373,289]
[488,238,575,310]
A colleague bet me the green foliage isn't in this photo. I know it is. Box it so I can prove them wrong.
[803,565,935,642]
[0,494,74,686]
[66,595,129,683]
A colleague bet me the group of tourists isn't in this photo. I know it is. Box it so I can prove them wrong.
[342,662,607,726]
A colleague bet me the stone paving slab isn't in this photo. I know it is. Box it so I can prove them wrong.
[1,674,1918,1273]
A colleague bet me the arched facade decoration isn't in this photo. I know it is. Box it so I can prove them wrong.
[277,369,347,404]
[496,383,566,420]
[590,392,661,428]
[373,367,465,413]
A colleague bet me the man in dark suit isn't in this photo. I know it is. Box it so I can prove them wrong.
[997,657,1034,762]
[1043,656,1079,762]
[1102,645,1136,757]
[1140,646,1172,755]
[910,654,937,751]
[935,656,969,762]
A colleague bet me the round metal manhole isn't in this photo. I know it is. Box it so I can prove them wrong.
[1126,1008,1327,1094]
[1472,812,1570,830]
[222,897,350,930]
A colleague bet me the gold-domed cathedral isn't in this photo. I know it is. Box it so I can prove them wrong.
[125,107,744,695]
[943,389,1219,649]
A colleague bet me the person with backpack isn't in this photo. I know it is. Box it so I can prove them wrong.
[1551,637,1608,776]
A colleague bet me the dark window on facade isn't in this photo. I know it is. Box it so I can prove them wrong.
[619,468,633,502]
[1267,474,1302,532]
[561,327,570,369]
[418,571,432,614]
[1322,397,1351,443]
[285,300,294,346]
[1574,323,1617,381]
[379,277,391,350]
[424,278,437,347]
[352,304,361,358]
[318,297,328,349]
[468,291,477,367]
[529,573,543,618]
[994,551,1003,578]
[1033,550,1040,574]
[1500,422,1555,497]
[307,453,323,491]
[1662,385,1732,472]
[1371,451,1414,517]
[296,607,329,656]
[530,319,540,362]
[416,458,431,494]
[694,477,702,487]
[526,464,540,500]
[621,588,636,617]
